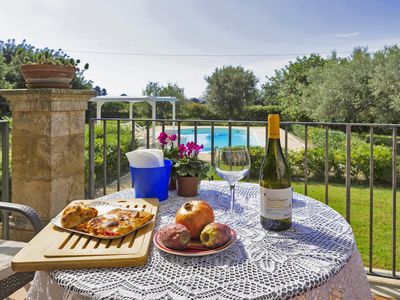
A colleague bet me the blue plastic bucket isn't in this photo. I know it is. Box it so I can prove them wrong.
[130,159,172,201]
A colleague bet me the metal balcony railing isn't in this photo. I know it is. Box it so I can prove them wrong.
[87,118,400,280]
[0,120,10,239]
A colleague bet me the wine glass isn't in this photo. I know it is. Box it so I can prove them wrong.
[214,147,251,214]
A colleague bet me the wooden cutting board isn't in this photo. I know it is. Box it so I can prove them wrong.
[12,198,159,272]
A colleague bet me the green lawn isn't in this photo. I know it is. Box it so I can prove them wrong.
[291,181,399,272]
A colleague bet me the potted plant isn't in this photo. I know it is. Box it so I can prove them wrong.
[17,48,89,89]
[175,141,210,197]
[158,132,179,190]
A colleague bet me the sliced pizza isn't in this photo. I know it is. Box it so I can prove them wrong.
[76,208,154,237]
[61,202,98,229]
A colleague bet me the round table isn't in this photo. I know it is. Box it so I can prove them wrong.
[27,181,372,300]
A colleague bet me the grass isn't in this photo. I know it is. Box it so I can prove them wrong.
[292,180,399,272]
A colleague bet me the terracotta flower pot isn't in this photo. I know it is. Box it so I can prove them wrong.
[177,176,200,197]
[20,64,76,89]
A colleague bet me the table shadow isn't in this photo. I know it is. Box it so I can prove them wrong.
[292,197,307,208]
[286,221,354,259]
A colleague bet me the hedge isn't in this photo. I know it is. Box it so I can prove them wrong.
[178,102,220,120]
[246,144,397,184]
[241,105,283,121]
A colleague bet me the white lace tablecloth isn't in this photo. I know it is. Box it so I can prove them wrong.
[27,181,372,300]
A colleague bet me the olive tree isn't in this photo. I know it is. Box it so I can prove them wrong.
[204,66,258,119]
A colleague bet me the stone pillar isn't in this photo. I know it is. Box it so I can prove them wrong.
[0,89,95,240]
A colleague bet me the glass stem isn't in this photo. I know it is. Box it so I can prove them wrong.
[230,184,236,214]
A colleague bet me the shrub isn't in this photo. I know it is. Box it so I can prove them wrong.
[288,148,328,179]
[178,102,220,120]
[290,125,347,149]
[84,121,143,190]
[245,142,395,184]
[248,146,265,179]
[242,105,283,121]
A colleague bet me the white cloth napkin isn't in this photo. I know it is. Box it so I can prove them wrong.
[126,149,164,168]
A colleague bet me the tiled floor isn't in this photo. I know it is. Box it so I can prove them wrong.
[369,275,400,300]
[6,282,30,300]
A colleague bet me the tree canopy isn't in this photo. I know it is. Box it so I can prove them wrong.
[261,53,326,121]
[204,66,258,119]
[301,46,400,123]
[260,45,400,123]
[142,81,186,119]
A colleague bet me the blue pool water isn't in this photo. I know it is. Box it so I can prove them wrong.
[180,127,261,152]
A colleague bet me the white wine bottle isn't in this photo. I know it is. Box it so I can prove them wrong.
[259,114,292,231]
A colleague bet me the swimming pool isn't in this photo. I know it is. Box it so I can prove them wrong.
[179,127,261,152]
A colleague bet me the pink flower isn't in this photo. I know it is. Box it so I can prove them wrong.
[169,134,177,141]
[157,132,168,145]
[178,144,187,158]
[178,144,187,152]
[186,141,195,150]
[177,141,203,159]
[194,144,204,155]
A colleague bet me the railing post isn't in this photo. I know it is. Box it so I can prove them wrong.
[1,122,10,239]
[117,120,121,191]
[345,125,351,223]
[247,123,250,149]
[103,120,107,196]
[177,121,181,145]
[285,125,288,159]
[369,126,374,273]
[325,125,329,205]
[131,120,136,150]
[265,123,268,151]
[304,125,308,196]
[392,127,397,277]
[146,121,150,149]
[89,119,95,199]
[194,122,198,144]
[211,122,215,180]
[161,121,165,133]
[228,122,232,147]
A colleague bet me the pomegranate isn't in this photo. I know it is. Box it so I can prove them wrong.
[175,200,215,238]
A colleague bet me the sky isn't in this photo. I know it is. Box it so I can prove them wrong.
[1,0,400,97]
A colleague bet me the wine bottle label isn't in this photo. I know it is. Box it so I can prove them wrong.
[260,187,292,220]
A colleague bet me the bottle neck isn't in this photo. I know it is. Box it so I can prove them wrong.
[266,137,283,154]
[267,136,281,144]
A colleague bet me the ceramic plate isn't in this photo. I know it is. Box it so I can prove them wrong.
[51,201,154,239]
[153,227,237,256]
